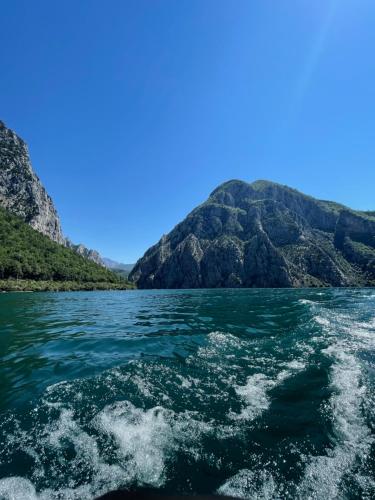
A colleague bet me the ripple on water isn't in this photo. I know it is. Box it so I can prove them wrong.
[0,289,374,499]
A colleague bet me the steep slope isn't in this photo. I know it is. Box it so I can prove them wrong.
[66,240,104,266]
[130,180,375,288]
[0,205,125,285]
[0,120,64,243]
[0,120,106,265]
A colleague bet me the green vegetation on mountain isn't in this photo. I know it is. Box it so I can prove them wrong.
[111,268,132,279]
[0,206,133,290]
[130,179,375,289]
[0,279,134,292]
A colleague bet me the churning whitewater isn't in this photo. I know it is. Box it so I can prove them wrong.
[0,289,374,499]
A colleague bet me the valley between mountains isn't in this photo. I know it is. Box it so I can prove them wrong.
[1,120,374,291]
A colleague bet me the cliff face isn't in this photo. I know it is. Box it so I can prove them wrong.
[0,120,64,244]
[130,180,375,288]
[0,120,105,265]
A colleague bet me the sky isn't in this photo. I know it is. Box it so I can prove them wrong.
[1,0,375,263]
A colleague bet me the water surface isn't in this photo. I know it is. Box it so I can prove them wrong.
[0,289,374,499]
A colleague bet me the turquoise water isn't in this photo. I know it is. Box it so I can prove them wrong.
[0,289,374,499]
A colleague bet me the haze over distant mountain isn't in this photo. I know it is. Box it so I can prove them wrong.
[130,180,375,288]
[103,258,135,279]
[103,258,134,271]
[0,120,104,265]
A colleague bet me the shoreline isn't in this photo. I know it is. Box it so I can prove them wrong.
[0,279,135,293]
[2,282,374,293]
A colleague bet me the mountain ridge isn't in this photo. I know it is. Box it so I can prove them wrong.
[130,179,375,288]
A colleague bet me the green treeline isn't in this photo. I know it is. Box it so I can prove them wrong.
[0,279,134,292]
[0,207,131,286]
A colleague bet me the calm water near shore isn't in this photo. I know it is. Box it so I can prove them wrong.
[0,289,374,499]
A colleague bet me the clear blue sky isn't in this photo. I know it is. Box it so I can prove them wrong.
[1,1,375,263]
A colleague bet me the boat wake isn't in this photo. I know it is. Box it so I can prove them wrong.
[0,290,374,499]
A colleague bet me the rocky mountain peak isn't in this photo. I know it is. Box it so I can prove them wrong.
[130,179,375,288]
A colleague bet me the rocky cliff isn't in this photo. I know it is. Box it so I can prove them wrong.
[0,120,104,265]
[130,180,375,288]
[65,240,104,266]
[0,120,64,243]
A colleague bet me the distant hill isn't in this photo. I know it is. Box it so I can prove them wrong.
[130,179,375,288]
[103,259,135,279]
[103,258,134,272]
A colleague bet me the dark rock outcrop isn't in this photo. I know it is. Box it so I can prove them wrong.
[130,180,375,288]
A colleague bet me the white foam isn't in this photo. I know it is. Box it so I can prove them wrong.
[1,399,211,499]
[1,305,373,500]
[131,374,154,398]
[0,406,134,500]
[284,360,306,371]
[218,469,278,499]
[98,402,175,487]
[0,477,37,500]
[231,359,307,421]
[297,342,373,498]
[195,331,243,361]
[314,315,330,327]
[176,374,192,389]
[230,374,276,421]
[97,401,213,487]
[299,299,315,305]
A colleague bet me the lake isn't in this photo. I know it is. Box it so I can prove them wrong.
[0,289,374,499]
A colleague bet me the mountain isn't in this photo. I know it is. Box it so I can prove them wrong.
[66,241,104,266]
[129,180,375,288]
[0,120,64,243]
[102,258,134,272]
[0,120,104,265]
[0,205,130,289]
[103,258,135,279]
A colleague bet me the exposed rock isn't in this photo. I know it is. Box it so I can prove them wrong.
[0,120,64,243]
[0,120,105,265]
[334,209,375,249]
[130,179,375,288]
[65,240,104,266]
